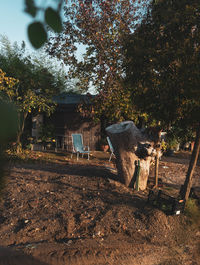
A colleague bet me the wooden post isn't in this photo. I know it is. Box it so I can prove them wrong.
[135,160,140,191]
[155,154,159,188]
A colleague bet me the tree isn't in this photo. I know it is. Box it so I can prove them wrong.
[0,37,65,151]
[124,0,200,200]
[48,0,149,125]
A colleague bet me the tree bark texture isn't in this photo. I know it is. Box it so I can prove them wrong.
[180,122,200,201]
[16,112,28,153]
[106,121,158,190]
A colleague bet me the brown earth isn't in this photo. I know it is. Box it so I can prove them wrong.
[0,150,200,265]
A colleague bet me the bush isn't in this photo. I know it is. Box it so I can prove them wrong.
[184,199,200,226]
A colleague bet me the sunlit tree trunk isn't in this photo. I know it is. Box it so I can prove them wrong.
[106,121,157,190]
[16,111,28,153]
[180,122,200,201]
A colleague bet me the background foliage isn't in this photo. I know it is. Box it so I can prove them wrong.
[48,0,149,125]
[0,37,66,150]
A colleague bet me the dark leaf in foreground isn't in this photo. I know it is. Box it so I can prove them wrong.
[28,22,47,49]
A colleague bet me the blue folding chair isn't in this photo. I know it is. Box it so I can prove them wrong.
[71,134,90,160]
[107,137,115,162]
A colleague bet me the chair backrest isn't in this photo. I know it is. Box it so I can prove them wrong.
[72,134,84,152]
[107,137,114,152]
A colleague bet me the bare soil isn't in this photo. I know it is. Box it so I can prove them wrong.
[0,151,200,265]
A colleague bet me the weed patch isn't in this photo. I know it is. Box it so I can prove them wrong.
[184,198,200,227]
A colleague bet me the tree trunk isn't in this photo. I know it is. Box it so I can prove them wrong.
[106,121,157,190]
[180,122,200,201]
[16,112,28,153]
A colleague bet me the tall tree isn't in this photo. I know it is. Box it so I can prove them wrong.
[124,0,200,200]
[48,0,149,124]
[0,37,65,151]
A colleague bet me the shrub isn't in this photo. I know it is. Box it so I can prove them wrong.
[184,198,200,227]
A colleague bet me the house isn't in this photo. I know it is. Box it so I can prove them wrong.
[32,92,100,151]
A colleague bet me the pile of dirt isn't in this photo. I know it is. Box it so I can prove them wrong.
[0,152,199,265]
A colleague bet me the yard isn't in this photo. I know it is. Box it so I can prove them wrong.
[0,150,199,265]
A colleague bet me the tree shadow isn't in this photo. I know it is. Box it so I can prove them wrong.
[0,246,49,265]
[161,155,191,165]
[12,161,148,211]
[13,162,118,182]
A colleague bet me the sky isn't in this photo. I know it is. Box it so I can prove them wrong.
[0,0,91,92]
[0,0,86,54]
[0,0,34,50]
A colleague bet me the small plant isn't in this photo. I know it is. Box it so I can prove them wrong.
[184,198,200,226]
[164,130,180,155]
[38,123,55,143]
[161,140,167,152]
[167,137,179,150]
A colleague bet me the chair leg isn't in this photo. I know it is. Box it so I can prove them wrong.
[109,152,114,162]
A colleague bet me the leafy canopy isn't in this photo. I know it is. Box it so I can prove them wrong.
[124,0,200,128]
[0,36,65,115]
[0,36,66,148]
[48,0,149,123]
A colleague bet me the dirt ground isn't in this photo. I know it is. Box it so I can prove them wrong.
[0,151,200,265]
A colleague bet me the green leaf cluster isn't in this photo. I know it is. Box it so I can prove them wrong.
[124,0,200,130]
[25,0,63,49]
[0,37,65,147]
[48,0,148,125]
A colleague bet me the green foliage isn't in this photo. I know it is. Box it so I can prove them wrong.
[0,37,64,149]
[124,0,200,202]
[48,0,149,124]
[124,0,200,129]
[161,140,167,152]
[184,199,200,226]
[166,137,179,151]
[0,100,18,143]
[0,69,19,146]
[45,7,62,33]
[171,121,196,145]
[24,0,37,17]
[38,123,55,143]
[0,72,19,196]
[166,123,196,150]
[24,0,63,49]
[28,22,47,49]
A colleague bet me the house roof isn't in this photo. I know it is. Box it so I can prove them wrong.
[53,92,94,105]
